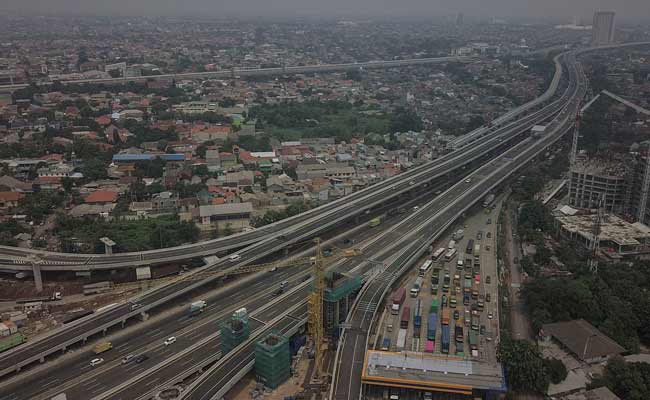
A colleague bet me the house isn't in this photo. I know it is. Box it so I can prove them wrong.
[69,203,116,218]
[0,192,24,209]
[192,202,253,232]
[0,176,32,192]
[33,176,62,190]
[541,320,626,364]
[84,191,119,205]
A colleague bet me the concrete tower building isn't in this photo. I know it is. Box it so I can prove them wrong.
[592,11,616,45]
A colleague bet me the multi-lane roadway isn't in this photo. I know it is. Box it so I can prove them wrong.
[0,45,572,381]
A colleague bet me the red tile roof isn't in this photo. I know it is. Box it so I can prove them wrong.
[0,192,24,202]
[84,191,119,204]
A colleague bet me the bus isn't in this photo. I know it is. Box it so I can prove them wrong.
[400,306,410,329]
[432,247,446,261]
[444,248,457,262]
[466,239,474,255]
[419,260,433,276]
[473,244,481,258]
[425,340,435,353]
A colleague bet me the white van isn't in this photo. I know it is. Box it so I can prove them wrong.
[228,254,241,262]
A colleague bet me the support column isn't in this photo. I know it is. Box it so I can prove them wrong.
[32,262,43,293]
[140,312,149,322]
[100,237,116,255]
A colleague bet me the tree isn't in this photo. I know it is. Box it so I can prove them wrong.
[593,356,650,400]
[544,358,568,384]
[497,336,550,394]
[62,177,74,195]
[80,158,108,181]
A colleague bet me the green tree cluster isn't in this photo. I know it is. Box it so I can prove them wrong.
[522,260,650,352]
[0,220,27,246]
[55,214,199,253]
[19,191,65,224]
[591,357,650,400]
[497,336,550,394]
[252,202,310,227]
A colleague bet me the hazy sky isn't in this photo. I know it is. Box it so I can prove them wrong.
[2,0,647,21]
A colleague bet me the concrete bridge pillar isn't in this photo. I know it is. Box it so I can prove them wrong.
[62,346,66,353]
[100,237,115,255]
[32,262,43,293]
[102,328,107,336]
[39,356,44,363]
[140,312,149,322]
[121,320,126,328]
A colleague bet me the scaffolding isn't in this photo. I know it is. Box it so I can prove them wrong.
[323,272,362,338]
[220,309,250,354]
[254,332,291,389]
[638,155,650,223]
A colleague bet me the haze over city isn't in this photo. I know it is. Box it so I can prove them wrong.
[2,0,649,20]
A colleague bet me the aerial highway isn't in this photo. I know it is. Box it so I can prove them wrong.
[0,56,474,92]
[0,52,573,271]
[331,49,588,400]
[0,191,436,400]
[0,45,575,380]
[0,91,564,272]
[177,53,587,398]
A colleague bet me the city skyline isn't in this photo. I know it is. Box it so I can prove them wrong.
[1,0,648,22]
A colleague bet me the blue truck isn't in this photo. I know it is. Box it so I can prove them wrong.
[441,325,450,354]
[427,313,437,341]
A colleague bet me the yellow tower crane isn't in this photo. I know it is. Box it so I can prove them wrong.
[308,238,325,382]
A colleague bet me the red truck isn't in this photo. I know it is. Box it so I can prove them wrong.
[391,287,406,315]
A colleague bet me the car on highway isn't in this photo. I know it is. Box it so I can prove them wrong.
[409,180,415,185]
[430,284,438,294]
[487,218,492,224]
[465,178,471,183]
[121,354,135,364]
[130,303,141,311]
[487,232,492,238]
[486,276,491,284]
[164,336,177,346]
[486,293,491,303]
[453,310,459,320]
[90,358,104,367]
[486,245,491,251]
[413,206,419,211]
[134,354,149,364]
[269,266,278,272]
[477,232,482,240]
[488,312,494,319]
[228,254,241,262]
[480,325,486,335]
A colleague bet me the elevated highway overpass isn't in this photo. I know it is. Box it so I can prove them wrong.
[0,56,475,93]
[4,42,644,400]
[0,48,575,380]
